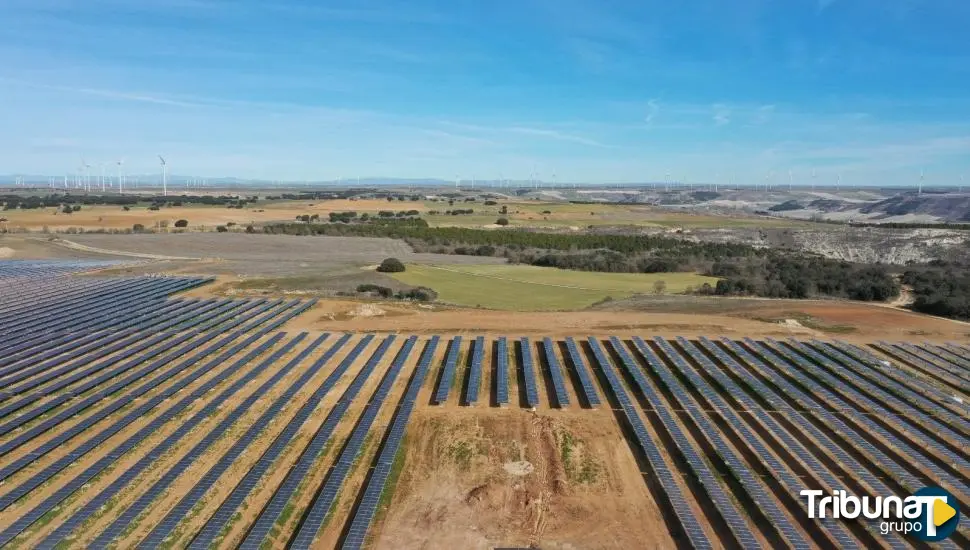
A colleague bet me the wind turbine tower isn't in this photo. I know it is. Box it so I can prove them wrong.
[788,169,793,192]
[117,160,125,194]
[918,169,924,195]
[159,155,168,196]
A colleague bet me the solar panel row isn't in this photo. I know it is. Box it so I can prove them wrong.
[773,338,970,477]
[729,338,965,550]
[518,338,539,408]
[825,340,969,421]
[605,337,760,548]
[584,337,713,550]
[805,340,970,442]
[676,337,892,549]
[919,342,970,372]
[129,333,333,547]
[433,336,462,404]
[290,336,418,549]
[6,329,301,547]
[693,337,910,550]
[463,335,484,405]
[238,335,395,549]
[563,337,600,407]
[883,342,970,387]
[187,333,358,549]
[339,336,440,550]
[494,337,510,406]
[737,340,940,492]
[0,299,313,486]
[541,337,570,408]
[0,298,257,394]
[638,337,813,550]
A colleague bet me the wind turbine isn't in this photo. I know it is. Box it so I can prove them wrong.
[788,169,793,192]
[836,173,841,192]
[117,159,125,194]
[84,162,92,191]
[918,169,924,195]
[100,162,108,192]
[811,169,816,192]
[159,155,168,196]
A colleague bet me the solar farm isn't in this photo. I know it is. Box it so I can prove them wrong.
[0,260,968,549]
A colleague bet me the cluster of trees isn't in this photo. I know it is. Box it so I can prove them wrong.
[712,257,898,301]
[768,200,803,212]
[902,266,970,320]
[355,283,436,301]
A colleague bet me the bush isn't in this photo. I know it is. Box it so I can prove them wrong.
[174,219,188,228]
[398,286,438,301]
[132,223,146,233]
[495,217,510,226]
[216,225,228,232]
[356,283,393,298]
[376,258,405,273]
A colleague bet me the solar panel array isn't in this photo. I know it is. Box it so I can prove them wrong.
[340,337,440,550]
[463,335,484,405]
[605,337,760,548]
[518,337,540,407]
[187,333,358,549]
[806,340,970,440]
[239,335,396,549]
[768,338,970,485]
[494,337,510,406]
[291,336,418,548]
[637,337,813,550]
[432,336,462,404]
[3,277,970,550]
[584,337,713,550]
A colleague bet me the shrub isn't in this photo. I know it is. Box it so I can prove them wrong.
[216,225,228,232]
[495,217,510,226]
[132,223,146,232]
[174,219,188,228]
[398,286,437,301]
[356,283,393,298]
[62,205,73,214]
[376,258,405,273]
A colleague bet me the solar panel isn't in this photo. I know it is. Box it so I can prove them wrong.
[606,337,761,548]
[563,337,600,407]
[541,337,570,408]
[289,336,418,548]
[691,337,909,550]
[634,337,813,550]
[777,339,969,471]
[494,337,509,406]
[433,336,462,404]
[518,338,539,408]
[584,337,713,550]
[339,337,439,550]
[186,333,360,550]
[4,328,313,547]
[463,336,484,405]
[238,335,396,549]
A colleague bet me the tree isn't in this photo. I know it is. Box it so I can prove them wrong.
[216,225,228,232]
[62,205,73,214]
[174,219,188,228]
[495,217,510,226]
[376,257,405,273]
[132,223,146,232]
[653,280,667,295]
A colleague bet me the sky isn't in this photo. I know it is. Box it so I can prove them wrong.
[1,0,969,185]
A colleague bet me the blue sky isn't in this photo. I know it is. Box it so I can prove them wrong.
[2,0,969,185]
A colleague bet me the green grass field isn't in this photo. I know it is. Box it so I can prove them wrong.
[389,264,719,310]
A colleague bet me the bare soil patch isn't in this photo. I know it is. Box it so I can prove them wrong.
[371,409,672,549]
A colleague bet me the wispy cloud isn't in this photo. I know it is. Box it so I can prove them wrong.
[0,77,204,107]
[712,104,731,126]
[644,99,660,125]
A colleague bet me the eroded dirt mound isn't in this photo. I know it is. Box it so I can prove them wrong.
[373,410,671,549]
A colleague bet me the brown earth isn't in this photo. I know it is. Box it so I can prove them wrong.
[269,299,970,345]
[371,409,675,550]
